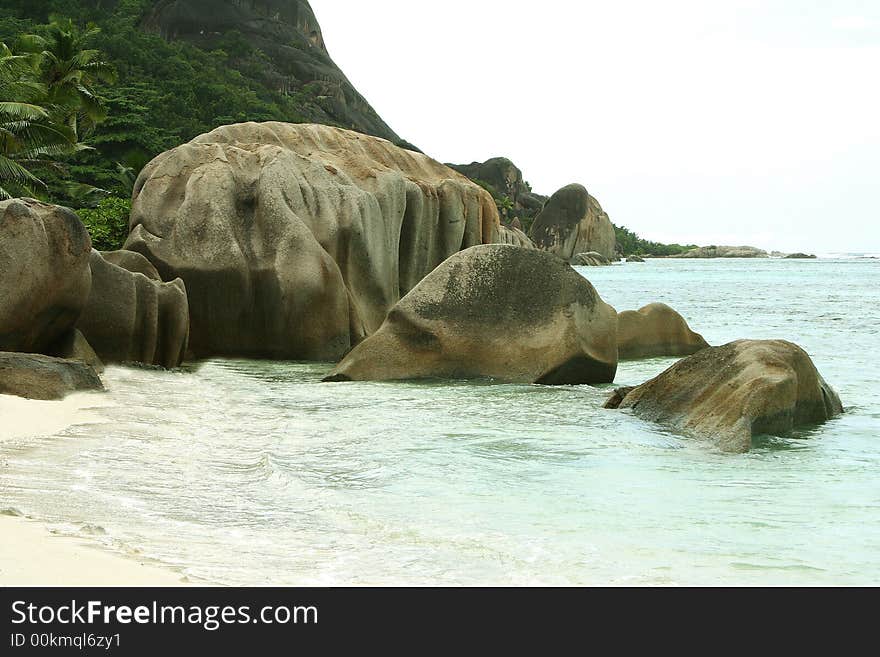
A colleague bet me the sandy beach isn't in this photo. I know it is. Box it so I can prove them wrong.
[0,515,188,586]
[1,391,189,586]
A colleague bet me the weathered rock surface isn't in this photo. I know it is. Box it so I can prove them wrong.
[605,339,843,452]
[571,252,612,266]
[141,0,410,148]
[626,255,645,263]
[0,352,103,401]
[0,199,92,353]
[679,245,768,258]
[76,251,189,368]
[101,250,161,280]
[529,184,616,262]
[784,252,817,259]
[125,122,500,360]
[324,245,618,384]
[48,329,104,374]
[617,303,709,359]
[497,225,535,249]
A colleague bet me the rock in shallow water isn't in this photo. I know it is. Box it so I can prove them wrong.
[0,352,103,400]
[529,184,617,263]
[0,198,92,354]
[604,339,843,452]
[617,303,709,359]
[571,251,612,266]
[324,245,618,384]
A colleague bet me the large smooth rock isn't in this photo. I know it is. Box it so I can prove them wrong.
[605,339,843,452]
[76,251,189,368]
[617,303,709,359]
[529,184,616,262]
[0,198,92,353]
[679,245,768,258]
[125,122,500,360]
[0,352,103,401]
[324,245,618,384]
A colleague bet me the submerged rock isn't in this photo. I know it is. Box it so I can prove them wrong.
[125,122,500,360]
[0,352,103,401]
[0,198,92,354]
[617,303,709,359]
[529,184,616,262]
[77,251,189,368]
[605,339,843,452]
[324,245,618,384]
[571,251,612,266]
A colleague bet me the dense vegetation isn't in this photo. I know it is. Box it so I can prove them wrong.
[0,0,327,248]
[613,225,696,257]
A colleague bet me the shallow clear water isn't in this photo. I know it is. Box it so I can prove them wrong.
[2,258,879,585]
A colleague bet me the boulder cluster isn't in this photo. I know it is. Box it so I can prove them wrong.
[0,197,189,398]
[0,122,842,451]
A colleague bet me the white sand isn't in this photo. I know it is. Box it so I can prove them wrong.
[0,391,111,443]
[0,516,190,586]
[1,391,191,586]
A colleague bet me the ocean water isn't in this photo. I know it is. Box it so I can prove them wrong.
[1,258,879,585]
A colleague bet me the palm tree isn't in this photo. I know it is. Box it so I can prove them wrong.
[0,43,79,199]
[18,16,117,140]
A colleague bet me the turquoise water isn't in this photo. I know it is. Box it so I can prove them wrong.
[1,258,879,585]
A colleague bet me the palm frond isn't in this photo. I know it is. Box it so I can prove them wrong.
[15,34,48,54]
[0,154,44,185]
[0,102,49,122]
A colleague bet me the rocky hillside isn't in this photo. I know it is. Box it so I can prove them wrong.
[0,0,417,201]
[140,0,410,148]
[447,158,546,230]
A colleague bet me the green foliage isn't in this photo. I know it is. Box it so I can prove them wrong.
[0,1,314,207]
[76,195,130,250]
[496,195,514,219]
[17,15,117,139]
[613,224,695,257]
[0,40,80,198]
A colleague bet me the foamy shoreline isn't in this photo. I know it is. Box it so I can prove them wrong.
[0,391,190,586]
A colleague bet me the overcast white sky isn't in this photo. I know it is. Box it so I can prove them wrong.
[316,0,879,252]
